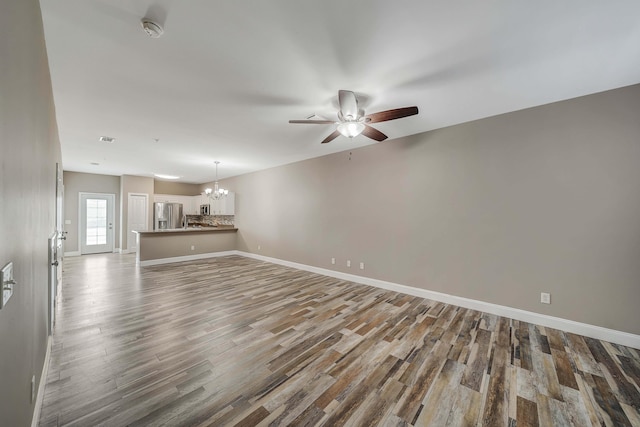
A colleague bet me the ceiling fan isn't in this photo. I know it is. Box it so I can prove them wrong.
[289,90,418,144]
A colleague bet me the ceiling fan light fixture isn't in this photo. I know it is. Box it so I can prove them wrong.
[289,90,417,144]
[337,122,365,138]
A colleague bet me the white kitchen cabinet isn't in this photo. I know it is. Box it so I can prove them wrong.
[158,192,234,216]
[186,197,198,215]
[225,192,235,215]
[209,192,235,215]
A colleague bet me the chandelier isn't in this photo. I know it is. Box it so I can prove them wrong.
[204,161,228,201]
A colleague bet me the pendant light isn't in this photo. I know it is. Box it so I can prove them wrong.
[204,161,228,200]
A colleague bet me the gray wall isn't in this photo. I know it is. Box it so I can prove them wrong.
[154,180,201,196]
[225,84,640,335]
[0,0,62,424]
[63,171,121,253]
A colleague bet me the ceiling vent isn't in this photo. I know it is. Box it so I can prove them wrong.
[141,19,164,38]
[99,136,115,143]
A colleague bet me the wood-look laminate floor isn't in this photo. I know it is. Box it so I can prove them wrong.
[39,254,640,426]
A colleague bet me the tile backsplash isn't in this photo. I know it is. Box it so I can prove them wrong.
[186,215,234,226]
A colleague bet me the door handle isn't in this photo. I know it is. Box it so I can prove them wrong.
[51,261,59,267]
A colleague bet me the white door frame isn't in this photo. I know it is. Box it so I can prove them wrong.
[127,192,149,253]
[49,162,64,335]
[79,192,116,255]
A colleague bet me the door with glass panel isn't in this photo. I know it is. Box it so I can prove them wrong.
[80,193,115,254]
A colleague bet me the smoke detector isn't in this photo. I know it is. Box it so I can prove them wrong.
[141,19,164,38]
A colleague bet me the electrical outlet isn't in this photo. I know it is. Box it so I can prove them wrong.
[331,257,335,265]
[346,260,351,268]
[540,292,551,304]
[359,262,364,270]
[257,244,261,250]
[190,245,195,251]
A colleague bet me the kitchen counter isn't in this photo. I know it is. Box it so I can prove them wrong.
[135,226,237,235]
[134,227,238,265]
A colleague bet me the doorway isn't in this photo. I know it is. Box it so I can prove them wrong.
[79,193,115,254]
[127,193,149,252]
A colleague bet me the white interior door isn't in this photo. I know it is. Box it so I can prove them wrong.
[128,193,148,252]
[80,193,115,254]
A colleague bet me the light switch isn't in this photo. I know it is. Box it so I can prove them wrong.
[64,219,71,225]
[1,262,15,309]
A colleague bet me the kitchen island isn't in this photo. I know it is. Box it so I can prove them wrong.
[134,227,238,266]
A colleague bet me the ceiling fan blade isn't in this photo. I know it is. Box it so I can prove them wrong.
[338,90,359,121]
[362,125,388,142]
[364,106,419,123]
[321,130,341,144]
[289,120,336,124]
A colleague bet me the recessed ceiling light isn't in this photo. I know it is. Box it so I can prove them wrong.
[154,174,180,180]
[99,136,115,143]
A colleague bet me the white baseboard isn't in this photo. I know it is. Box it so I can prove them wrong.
[31,336,52,427]
[236,251,640,349]
[63,251,80,257]
[133,250,639,348]
[139,251,238,267]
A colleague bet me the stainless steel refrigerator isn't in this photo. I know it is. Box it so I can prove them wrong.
[153,202,183,230]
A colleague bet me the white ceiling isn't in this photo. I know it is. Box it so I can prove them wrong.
[40,0,640,183]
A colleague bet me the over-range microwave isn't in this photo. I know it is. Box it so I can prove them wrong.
[200,204,210,215]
